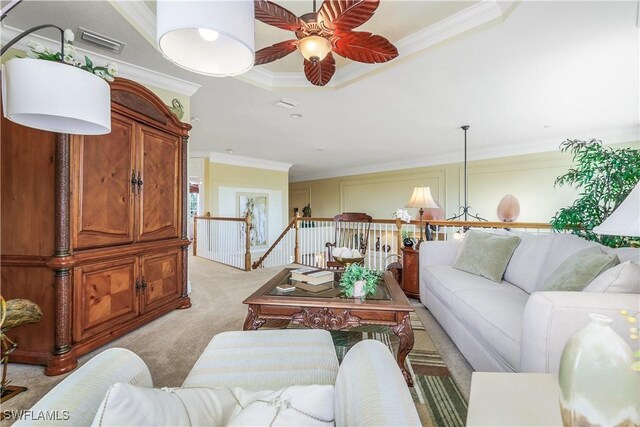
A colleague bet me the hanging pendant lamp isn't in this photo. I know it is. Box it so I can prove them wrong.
[156,0,255,76]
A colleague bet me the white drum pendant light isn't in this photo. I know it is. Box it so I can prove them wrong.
[157,0,255,76]
[2,58,111,134]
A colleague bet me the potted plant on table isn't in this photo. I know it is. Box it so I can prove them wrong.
[393,208,414,247]
[339,264,382,300]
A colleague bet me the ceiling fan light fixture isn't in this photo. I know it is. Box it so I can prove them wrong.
[157,0,255,76]
[298,35,331,63]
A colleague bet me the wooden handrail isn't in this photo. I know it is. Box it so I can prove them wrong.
[427,220,552,229]
[252,215,298,270]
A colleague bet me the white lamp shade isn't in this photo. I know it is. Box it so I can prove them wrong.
[592,182,640,237]
[2,58,111,135]
[406,187,439,209]
[157,0,255,76]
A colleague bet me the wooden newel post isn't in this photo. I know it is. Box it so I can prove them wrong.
[244,212,252,271]
[294,212,301,264]
[395,217,403,256]
[193,217,198,257]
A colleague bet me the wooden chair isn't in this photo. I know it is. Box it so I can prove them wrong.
[325,212,373,269]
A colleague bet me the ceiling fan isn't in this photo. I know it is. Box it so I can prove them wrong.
[254,0,398,86]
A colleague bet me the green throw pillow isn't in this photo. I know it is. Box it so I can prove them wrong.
[452,230,521,282]
[543,247,620,292]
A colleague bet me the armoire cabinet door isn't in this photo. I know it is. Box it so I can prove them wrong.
[72,114,137,249]
[136,125,180,242]
[140,249,181,314]
[73,257,139,342]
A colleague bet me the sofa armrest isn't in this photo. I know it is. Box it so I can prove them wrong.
[334,340,420,427]
[13,348,152,427]
[521,292,640,373]
[419,241,461,266]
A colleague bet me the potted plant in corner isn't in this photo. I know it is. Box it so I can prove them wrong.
[339,264,382,300]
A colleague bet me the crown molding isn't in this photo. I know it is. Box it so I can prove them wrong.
[108,0,157,47]
[114,0,513,90]
[1,24,201,97]
[289,126,640,182]
[201,152,293,172]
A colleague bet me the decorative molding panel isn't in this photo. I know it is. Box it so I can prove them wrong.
[0,24,201,97]
[208,152,293,172]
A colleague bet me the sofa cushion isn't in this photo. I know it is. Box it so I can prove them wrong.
[91,383,240,426]
[183,329,339,390]
[543,247,620,292]
[536,234,600,290]
[229,385,335,426]
[504,234,554,293]
[423,265,509,310]
[452,230,521,282]
[583,261,640,294]
[602,246,640,264]
[91,383,335,427]
[451,285,529,371]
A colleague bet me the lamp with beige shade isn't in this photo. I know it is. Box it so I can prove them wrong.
[406,186,439,247]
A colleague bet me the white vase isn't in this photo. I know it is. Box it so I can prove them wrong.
[558,313,639,426]
[353,280,365,298]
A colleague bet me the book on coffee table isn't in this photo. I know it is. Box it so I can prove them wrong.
[291,269,333,285]
[294,281,333,294]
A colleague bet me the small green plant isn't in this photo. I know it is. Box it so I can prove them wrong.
[401,230,413,240]
[551,139,640,248]
[339,264,381,300]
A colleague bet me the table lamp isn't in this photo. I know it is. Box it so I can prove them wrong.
[593,182,640,237]
[406,186,439,246]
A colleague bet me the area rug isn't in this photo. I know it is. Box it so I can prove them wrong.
[329,312,468,427]
[268,311,468,427]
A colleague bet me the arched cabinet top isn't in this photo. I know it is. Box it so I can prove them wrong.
[110,78,191,136]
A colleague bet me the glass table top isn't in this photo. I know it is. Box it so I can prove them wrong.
[265,269,393,301]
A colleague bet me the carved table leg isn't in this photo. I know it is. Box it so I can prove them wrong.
[243,305,266,331]
[393,313,414,387]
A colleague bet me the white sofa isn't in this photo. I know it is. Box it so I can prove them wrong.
[419,233,640,373]
[15,329,420,426]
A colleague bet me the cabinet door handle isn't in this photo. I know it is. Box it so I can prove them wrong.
[136,171,143,192]
[141,278,147,292]
[131,170,138,195]
[135,279,141,295]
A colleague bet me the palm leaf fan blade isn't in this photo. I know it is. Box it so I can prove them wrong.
[333,31,398,63]
[318,0,380,30]
[255,40,298,65]
[303,53,336,86]
[254,0,303,31]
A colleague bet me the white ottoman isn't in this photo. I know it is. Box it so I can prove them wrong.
[182,329,339,390]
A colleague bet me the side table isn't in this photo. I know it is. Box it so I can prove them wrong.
[401,246,419,298]
[466,372,562,426]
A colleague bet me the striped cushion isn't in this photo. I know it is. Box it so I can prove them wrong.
[15,348,152,427]
[182,329,339,390]
[334,340,421,426]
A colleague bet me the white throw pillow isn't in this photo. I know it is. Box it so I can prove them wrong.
[229,384,334,426]
[91,383,241,426]
[92,383,334,427]
[583,261,640,294]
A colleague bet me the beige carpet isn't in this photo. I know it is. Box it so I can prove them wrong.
[3,256,472,424]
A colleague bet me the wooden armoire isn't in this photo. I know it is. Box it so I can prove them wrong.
[1,78,191,375]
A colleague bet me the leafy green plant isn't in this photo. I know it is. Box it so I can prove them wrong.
[551,139,640,248]
[339,264,381,300]
[26,30,117,81]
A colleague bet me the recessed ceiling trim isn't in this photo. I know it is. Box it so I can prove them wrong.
[114,0,513,90]
[107,0,157,48]
[1,24,201,97]
[289,126,640,182]
[208,152,293,172]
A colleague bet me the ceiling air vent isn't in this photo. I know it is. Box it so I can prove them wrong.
[273,99,298,110]
[79,27,126,54]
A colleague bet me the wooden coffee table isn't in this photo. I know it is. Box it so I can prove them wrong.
[243,268,415,386]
